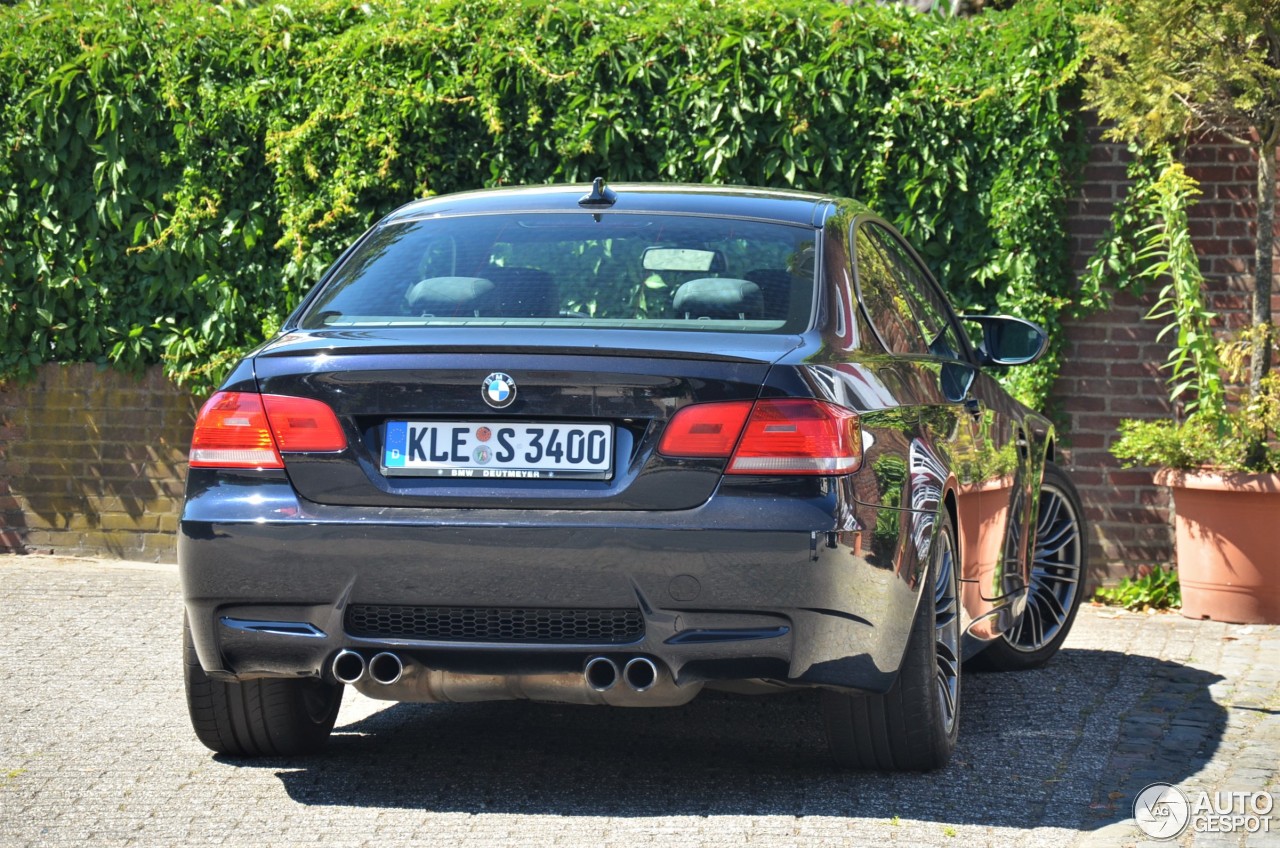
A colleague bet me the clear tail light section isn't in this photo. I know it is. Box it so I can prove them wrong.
[189,392,346,469]
[659,398,861,475]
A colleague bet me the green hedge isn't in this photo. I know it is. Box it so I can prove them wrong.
[0,0,1098,404]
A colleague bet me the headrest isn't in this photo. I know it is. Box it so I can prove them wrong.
[672,278,764,319]
[405,276,494,314]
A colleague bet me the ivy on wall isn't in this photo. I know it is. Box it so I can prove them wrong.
[1,0,1100,405]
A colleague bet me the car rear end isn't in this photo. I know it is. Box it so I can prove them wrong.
[179,185,921,714]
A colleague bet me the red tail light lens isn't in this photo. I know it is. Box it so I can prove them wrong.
[727,399,862,475]
[189,392,283,469]
[658,400,754,457]
[262,394,348,452]
[189,392,347,469]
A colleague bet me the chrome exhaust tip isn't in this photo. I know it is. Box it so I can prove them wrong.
[331,650,366,684]
[623,657,659,692]
[583,656,620,692]
[368,652,404,686]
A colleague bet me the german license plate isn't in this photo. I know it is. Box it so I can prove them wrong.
[382,421,613,479]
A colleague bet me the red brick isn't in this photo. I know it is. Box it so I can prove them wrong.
[1183,145,1222,163]
[1082,164,1130,183]
[1216,185,1255,203]
[1065,469,1105,487]
[1217,144,1255,163]
[1135,488,1172,507]
[1108,324,1163,343]
[1073,377,1139,396]
[1109,470,1158,486]
[1071,450,1121,469]
[1083,504,1111,523]
[1111,507,1172,527]
[1068,218,1110,238]
[1210,293,1249,310]
[1072,342,1140,360]
[1108,361,1163,379]
[1108,395,1172,415]
[1138,340,1176,359]
[1058,359,1102,379]
[1186,165,1237,183]
[1060,323,1109,341]
[1134,525,1175,544]
[1065,432,1107,450]
[1194,238,1233,257]
[1071,413,1125,432]
[1188,219,1216,238]
[1120,545,1174,562]
[1097,523,1136,542]
[1059,393,1106,412]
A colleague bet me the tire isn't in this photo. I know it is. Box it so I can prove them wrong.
[183,616,343,756]
[822,508,961,771]
[972,461,1087,671]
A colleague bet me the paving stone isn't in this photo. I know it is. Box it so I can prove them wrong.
[0,555,1275,848]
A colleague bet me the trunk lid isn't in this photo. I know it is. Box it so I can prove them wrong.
[253,328,804,510]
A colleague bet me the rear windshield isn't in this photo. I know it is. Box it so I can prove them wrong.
[299,212,816,333]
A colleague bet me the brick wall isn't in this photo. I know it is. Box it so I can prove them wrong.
[0,364,197,562]
[1055,128,1280,582]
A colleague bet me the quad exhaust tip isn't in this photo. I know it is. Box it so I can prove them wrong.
[584,656,619,692]
[585,656,662,693]
[368,652,404,686]
[623,657,658,692]
[332,650,366,684]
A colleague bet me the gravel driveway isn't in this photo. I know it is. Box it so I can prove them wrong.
[1,555,1276,847]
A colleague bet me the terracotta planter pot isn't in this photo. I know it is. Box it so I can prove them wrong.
[1154,469,1280,624]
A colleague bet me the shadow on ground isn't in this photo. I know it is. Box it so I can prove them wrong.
[221,646,1224,831]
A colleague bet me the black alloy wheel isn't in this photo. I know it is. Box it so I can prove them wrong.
[973,461,1086,671]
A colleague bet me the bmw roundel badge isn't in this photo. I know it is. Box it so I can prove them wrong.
[482,372,517,409]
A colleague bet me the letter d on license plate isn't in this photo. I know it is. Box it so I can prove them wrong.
[383,421,613,480]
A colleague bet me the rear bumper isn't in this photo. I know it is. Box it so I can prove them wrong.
[179,472,925,695]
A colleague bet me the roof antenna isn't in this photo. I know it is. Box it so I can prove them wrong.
[578,177,618,208]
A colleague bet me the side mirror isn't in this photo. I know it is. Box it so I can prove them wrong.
[961,315,1048,367]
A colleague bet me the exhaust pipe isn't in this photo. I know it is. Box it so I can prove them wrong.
[623,657,659,692]
[368,652,404,686]
[332,650,366,684]
[583,656,619,692]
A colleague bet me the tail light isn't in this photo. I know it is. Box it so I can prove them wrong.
[189,391,346,469]
[727,399,861,475]
[659,398,861,475]
[657,400,753,457]
[261,394,348,452]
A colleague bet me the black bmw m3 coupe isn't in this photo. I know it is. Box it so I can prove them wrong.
[180,181,1086,770]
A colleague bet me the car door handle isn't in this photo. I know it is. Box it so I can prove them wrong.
[963,397,982,419]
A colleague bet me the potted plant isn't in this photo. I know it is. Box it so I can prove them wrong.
[1079,0,1280,623]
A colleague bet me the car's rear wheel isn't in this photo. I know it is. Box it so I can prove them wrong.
[183,616,342,756]
[973,461,1086,671]
[822,508,960,770]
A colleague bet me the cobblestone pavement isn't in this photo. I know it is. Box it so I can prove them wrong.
[0,555,1276,848]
